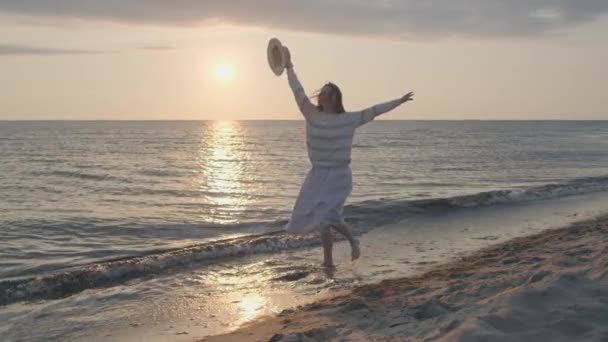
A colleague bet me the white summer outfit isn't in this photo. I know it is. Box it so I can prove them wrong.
[285,67,403,234]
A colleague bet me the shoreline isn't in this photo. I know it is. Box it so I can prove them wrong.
[203,214,608,341]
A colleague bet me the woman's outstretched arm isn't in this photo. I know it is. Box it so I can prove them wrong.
[284,47,316,117]
[355,92,414,126]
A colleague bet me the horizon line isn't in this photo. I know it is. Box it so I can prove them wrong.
[1,119,607,122]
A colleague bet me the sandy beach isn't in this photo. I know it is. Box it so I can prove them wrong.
[204,214,608,341]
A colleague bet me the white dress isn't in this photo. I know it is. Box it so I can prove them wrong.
[286,165,352,234]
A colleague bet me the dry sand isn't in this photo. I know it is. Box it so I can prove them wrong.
[203,215,608,341]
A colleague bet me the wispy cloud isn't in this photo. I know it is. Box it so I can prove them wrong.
[139,45,177,51]
[0,43,105,55]
[0,1,607,38]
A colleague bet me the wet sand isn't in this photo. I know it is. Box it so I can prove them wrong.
[203,214,608,341]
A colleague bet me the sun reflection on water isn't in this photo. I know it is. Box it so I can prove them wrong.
[197,121,249,223]
[238,293,264,322]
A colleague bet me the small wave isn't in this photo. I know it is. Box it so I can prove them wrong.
[7,219,287,241]
[411,182,466,187]
[430,167,479,172]
[346,175,608,226]
[139,169,186,177]
[0,231,322,306]
[444,175,608,208]
[26,158,70,164]
[31,170,130,183]
[123,187,250,199]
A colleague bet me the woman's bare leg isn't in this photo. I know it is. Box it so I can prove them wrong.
[331,223,356,244]
[331,223,360,261]
[320,226,334,267]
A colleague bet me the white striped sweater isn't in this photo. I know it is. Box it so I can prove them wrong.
[287,67,404,167]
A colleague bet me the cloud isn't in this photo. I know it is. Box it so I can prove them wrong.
[0,43,105,55]
[0,1,607,38]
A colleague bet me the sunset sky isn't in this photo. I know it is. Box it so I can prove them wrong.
[0,1,607,120]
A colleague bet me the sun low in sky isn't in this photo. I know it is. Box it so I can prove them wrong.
[213,63,236,83]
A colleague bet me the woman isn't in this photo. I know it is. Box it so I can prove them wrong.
[283,46,414,268]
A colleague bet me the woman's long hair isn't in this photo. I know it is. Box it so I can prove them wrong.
[315,82,345,113]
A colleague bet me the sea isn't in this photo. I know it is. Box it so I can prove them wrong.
[1,120,608,341]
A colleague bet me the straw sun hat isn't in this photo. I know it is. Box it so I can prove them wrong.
[267,38,287,76]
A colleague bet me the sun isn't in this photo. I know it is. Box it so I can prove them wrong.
[213,63,235,83]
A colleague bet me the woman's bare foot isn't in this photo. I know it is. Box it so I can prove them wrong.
[351,239,361,261]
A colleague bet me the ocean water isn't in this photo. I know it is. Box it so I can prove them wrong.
[1,120,608,341]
